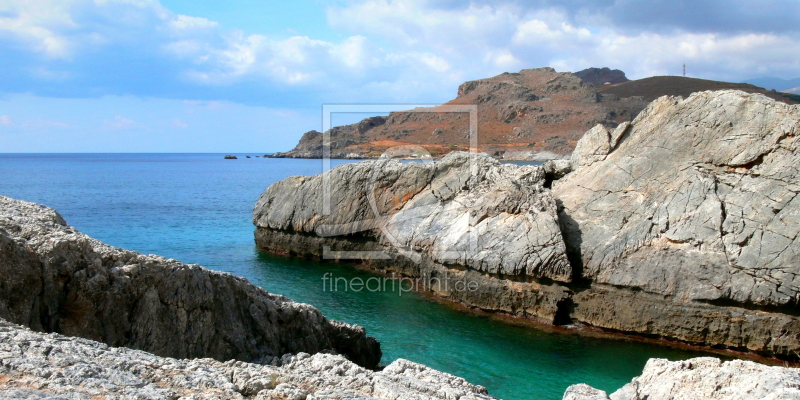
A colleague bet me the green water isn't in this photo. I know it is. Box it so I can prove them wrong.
[0,153,726,400]
[239,253,720,399]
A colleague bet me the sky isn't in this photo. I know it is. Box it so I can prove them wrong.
[1,0,798,152]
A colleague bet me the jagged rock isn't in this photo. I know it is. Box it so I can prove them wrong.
[0,195,381,368]
[254,152,573,323]
[563,384,609,400]
[556,90,800,306]
[543,159,573,183]
[255,90,800,359]
[563,357,800,400]
[570,124,611,168]
[0,319,494,400]
[554,90,800,356]
[254,152,572,282]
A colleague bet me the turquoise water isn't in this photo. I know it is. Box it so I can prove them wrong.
[0,153,720,400]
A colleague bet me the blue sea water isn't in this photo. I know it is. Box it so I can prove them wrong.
[0,153,721,400]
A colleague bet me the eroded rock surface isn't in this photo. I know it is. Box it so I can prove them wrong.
[555,90,800,307]
[255,152,572,283]
[0,195,381,368]
[254,90,800,359]
[563,357,800,400]
[0,319,493,400]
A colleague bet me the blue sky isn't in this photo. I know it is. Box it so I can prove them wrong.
[1,0,798,152]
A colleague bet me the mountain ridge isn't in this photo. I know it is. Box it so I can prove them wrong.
[271,68,798,160]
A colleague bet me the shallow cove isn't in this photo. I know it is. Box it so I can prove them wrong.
[0,153,726,400]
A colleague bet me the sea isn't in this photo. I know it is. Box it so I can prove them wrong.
[0,153,722,400]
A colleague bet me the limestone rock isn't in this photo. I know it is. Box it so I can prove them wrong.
[255,90,800,358]
[563,357,800,400]
[0,319,494,400]
[543,159,574,182]
[254,152,572,282]
[0,195,381,368]
[563,384,609,400]
[555,90,800,307]
[570,124,611,168]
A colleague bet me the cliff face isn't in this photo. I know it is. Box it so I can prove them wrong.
[0,319,494,400]
[556,90,800,308]
[271,67,649,160]
[254,90,800,360]
[0,195,381,368]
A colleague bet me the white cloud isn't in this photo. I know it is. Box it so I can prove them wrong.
[0,115,10,124]
[327,0,800,83]
[171,14,218,31]
[1,0,798,109]
[0,0,78,58]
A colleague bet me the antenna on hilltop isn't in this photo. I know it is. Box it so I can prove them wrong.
[683,64,686,77]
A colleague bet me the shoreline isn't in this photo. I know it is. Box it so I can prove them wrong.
[259,247,800,369]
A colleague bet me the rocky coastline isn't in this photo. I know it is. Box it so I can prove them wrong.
[1,90,799,398]
[253,90,800,361]
[3,314,796,399]
[0,195,380,369]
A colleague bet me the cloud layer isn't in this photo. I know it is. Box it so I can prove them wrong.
[1,0,798,108]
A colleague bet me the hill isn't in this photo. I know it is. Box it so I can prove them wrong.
[272,67,649,160]
[272,70,797,160]
[598,76,799,104]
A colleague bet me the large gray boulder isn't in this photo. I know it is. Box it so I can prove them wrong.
[254,152,572,282]
[563,357,800,400]
[0,318,494,400]
[0,195,381,368]
[555,90,800,307]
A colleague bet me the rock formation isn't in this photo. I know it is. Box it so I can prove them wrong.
[271,67,649,160]
[555,90,800,357]
[0,318,494,400]
[0,195,381,368]
[271,69,798,162]
[254,152,575,322]
[254,90,800,360]
[574,67,629,86]
[563,357,800,400]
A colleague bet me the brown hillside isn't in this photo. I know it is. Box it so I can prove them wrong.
[272,67,648,160]
[599,76,799,104]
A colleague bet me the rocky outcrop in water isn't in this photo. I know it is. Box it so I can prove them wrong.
[563,357,800,400]
[555,90,800,357]
[0,318,493,400]
[0,195,381,368]
[255,152,571,282]
[254,90,800,360]
[254,152,575,322]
